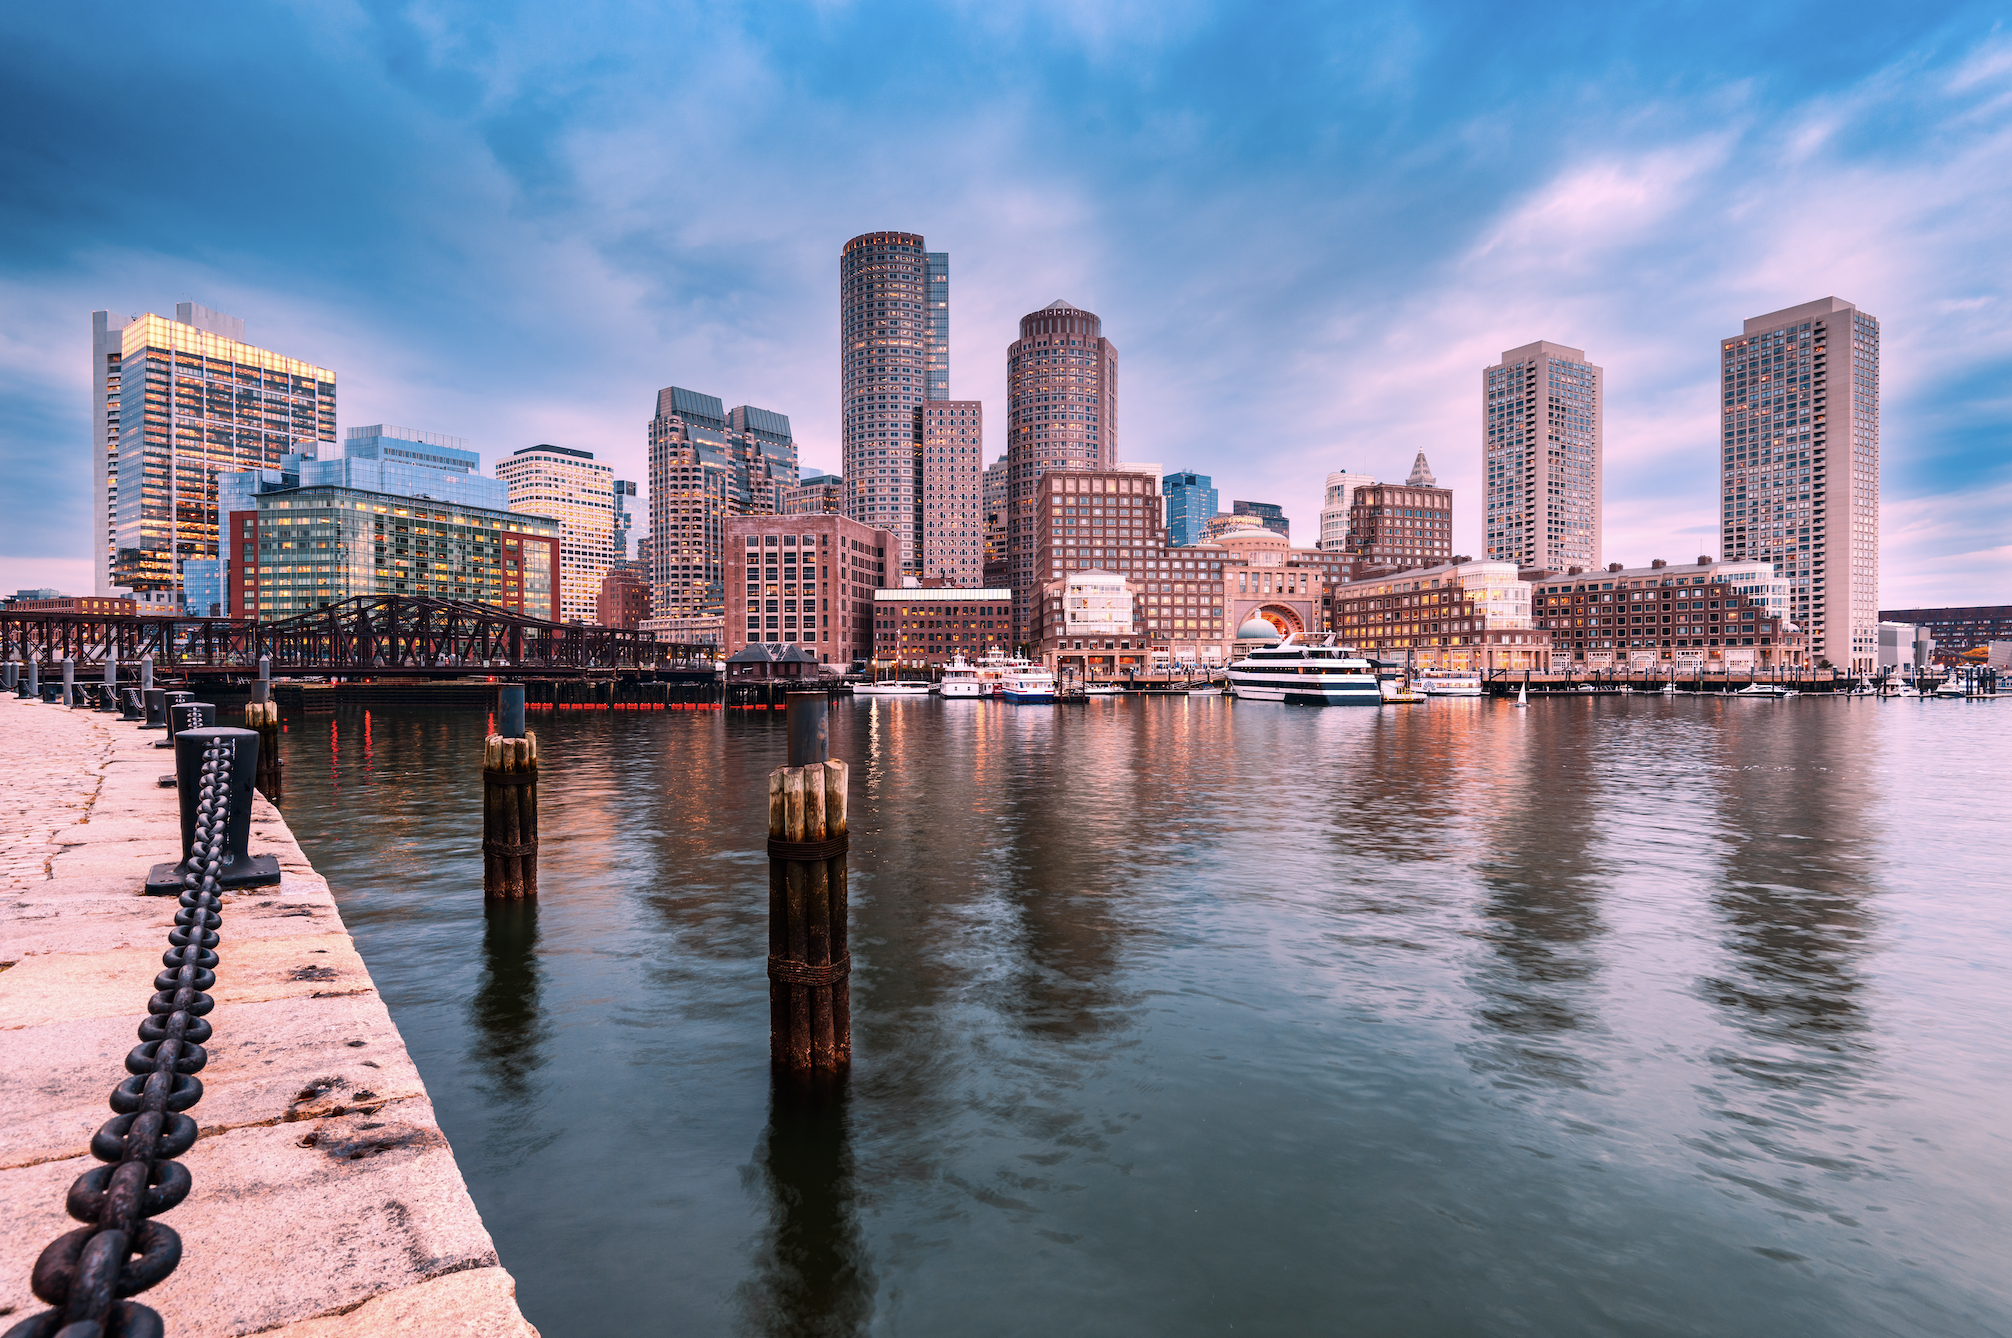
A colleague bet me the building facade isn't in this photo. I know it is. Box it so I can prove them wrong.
[840,232,945,577]
[1720,297,1879,671]
[982,457,1010,587]
[1318,470,1374,551]
[596,566,651,629]
[6,595,136,616]
[723,514,896,665]
[784,473,845,515]
[1528,557,1806,668]
[1006,299,1119,639]
[105,304,336,601]
[496,444,615,623]
[612,479,637,561]
[91,311,131,594]
[1484,340,1602,571]
[334,426,508,509]
[921,400,984,584]
[872,585,1013,668]
[1164,471,1217,547]
[1231,500,1289,541]
[1334,561,1547,671]
[1348,475,1453,568]
[228,488,558,620]
[645,386,800,626]
[1878,605,2012,654]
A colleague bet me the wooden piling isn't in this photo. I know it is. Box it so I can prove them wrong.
[245,699,284,801]
[767,758,850,1071]
[483,732,540,898]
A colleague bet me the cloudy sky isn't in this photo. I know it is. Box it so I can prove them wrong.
[3,1,2007,606]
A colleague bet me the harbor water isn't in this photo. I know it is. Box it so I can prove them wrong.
[278,695,2012,1336]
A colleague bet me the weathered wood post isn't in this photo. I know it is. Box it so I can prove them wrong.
[767,693,850,1073]
[246,679,283,801]
[483,684,538,898]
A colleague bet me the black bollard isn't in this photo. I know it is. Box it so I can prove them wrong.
[162,701,216,750]
[140,687,169,729]
[120,686,145,720]
[23,660,38,701]
[144,725,282,895]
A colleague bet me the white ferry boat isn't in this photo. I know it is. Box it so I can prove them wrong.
[939,656,988,698]
[854,678,932,697]
[1417,669,1483,697]
[970,647,1035,696]
[1001,666,1058,704]
[1227,634,1381,706]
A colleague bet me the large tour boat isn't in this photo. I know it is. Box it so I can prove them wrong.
[1000,665,1058,704]
[1227,633,1381,706]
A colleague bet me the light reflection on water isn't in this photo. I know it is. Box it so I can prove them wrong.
[278,697,2012,1337]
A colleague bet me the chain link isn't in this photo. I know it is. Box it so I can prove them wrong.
[6,738,236,1338]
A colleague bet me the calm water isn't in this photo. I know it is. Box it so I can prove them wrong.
[277,695,2012,1336]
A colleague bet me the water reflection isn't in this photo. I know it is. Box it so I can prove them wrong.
[471,899,548,1109]
[738,1078,874,1338]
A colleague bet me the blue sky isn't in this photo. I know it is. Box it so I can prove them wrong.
[3,1,2007,606]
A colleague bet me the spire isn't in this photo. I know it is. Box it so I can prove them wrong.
[1407,452,1436,486]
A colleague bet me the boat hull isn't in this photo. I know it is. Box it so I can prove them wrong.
[1001,690,1055,704]
[1230,680,1381,706]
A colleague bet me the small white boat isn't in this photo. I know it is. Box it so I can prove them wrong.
[938,656,988,699]
[855,679,932,697]
[1418,670,1483,697]
[1514,681,1529,707]
[1933,679,1969,698]
[1080,683,1124,697]
[1734,682,1794,698]
[1001,667,1058,703]
[1187,684,1225,697]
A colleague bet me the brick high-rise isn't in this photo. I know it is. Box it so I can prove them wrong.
[1483,341,1602,572]
[1719,297,1879,671]
[1005,299,1119,639]
[921,400,983,584]
[840,232,947,578]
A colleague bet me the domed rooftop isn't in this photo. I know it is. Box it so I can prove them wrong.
[1237,614,1281,642]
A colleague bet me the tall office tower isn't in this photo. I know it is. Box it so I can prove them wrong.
[921,400,984,584]
[925,251,951,400]
[840,232,937,577]
[1720,297,1878,671]
[645,386,800,621]
[497,444,616,623]
[1164,471,1218,547]
[104,303,335,600]
[1232,500,1289,541]
[1319,470,1374,550]
[90,311,132,593]
[727,405,801,513]
[1483,341,1602,571]
[1005,299,1120,637]
[611,479,637,562]
[982,457,1010,586]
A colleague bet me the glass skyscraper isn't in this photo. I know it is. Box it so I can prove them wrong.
[1163,471,1218,547]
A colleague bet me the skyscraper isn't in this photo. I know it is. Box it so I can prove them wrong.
[497,444,616,623]
[982,457,1010,586]
[1318,470,1373,551]
[1483,340,1602,572]
[102,303,336,600]
[1164,471,1218,547]
[90,311,131,594]
[839,232,944,577]
[921,400,984,584]
[1720,297,1879,671]
[645,386,801,623]
[1005,299,1119,638]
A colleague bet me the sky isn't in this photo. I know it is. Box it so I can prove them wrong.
[3,1,2008,607]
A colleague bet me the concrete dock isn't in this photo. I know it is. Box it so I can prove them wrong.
[0,695,538,1336]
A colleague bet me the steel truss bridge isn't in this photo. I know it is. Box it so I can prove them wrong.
[0,595,716,679]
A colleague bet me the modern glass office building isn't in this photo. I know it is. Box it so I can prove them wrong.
[1163,471,1218,547]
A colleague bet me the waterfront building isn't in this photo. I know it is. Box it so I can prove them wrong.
[1526,557,1806,668]
[1877,605,2012,654]
[922,401,984,585]
[227,487,558,620]
[645,386,801,626]
[724,513,897,665]
[102,303,336,601]
[1348,473,1453,568]
[1006,299,1120,639]
[1232,500,1290,541]
[982,458,1010,586]
[1333,561,1548,672]
[873,584,1014,668]
[596,566,651,629]
[1876,621,1932,678]
[496,444,615,623]
[1483,341,1602,571]
[1721,297,1881,670]
[1319,470,1374,551]
[785,473,845,515]
[1164,471,1217,547]
[5,594,136,615]
[840,231,945,576]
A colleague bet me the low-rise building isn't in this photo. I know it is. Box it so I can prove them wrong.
[1528,556,1807,668]
[1878,605,2012,657]
[725,514,895,666]
[596,566,651,629]
[873,584,1013,668]
[724,642,822,682]
[3,594,137,616]
[1334,559,1548,672]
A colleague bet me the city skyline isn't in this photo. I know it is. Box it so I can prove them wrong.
[4,5,2009,607]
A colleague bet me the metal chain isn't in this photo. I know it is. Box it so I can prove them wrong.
[6,738,235,1338]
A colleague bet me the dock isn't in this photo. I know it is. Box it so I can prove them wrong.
[0,696,538,1336]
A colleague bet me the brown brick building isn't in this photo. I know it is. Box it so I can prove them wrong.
[595,566,651,629]
[1349,475,1453,569]
[724,514,896,665]
[4,595,137,616]
[872,584,1013,668]
[1528,557,1807,667]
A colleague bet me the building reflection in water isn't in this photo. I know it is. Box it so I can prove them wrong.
[738,1077,875,1338]
[469,898,550,1111]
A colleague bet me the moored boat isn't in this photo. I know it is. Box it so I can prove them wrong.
[855,678,932,697]
[939,656,988,698]
[1418,669,1484,697]
[1001,666,1058,703]
[1228,633,1381,706]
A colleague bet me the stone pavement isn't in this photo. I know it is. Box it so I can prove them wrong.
[0,696,538,1337]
